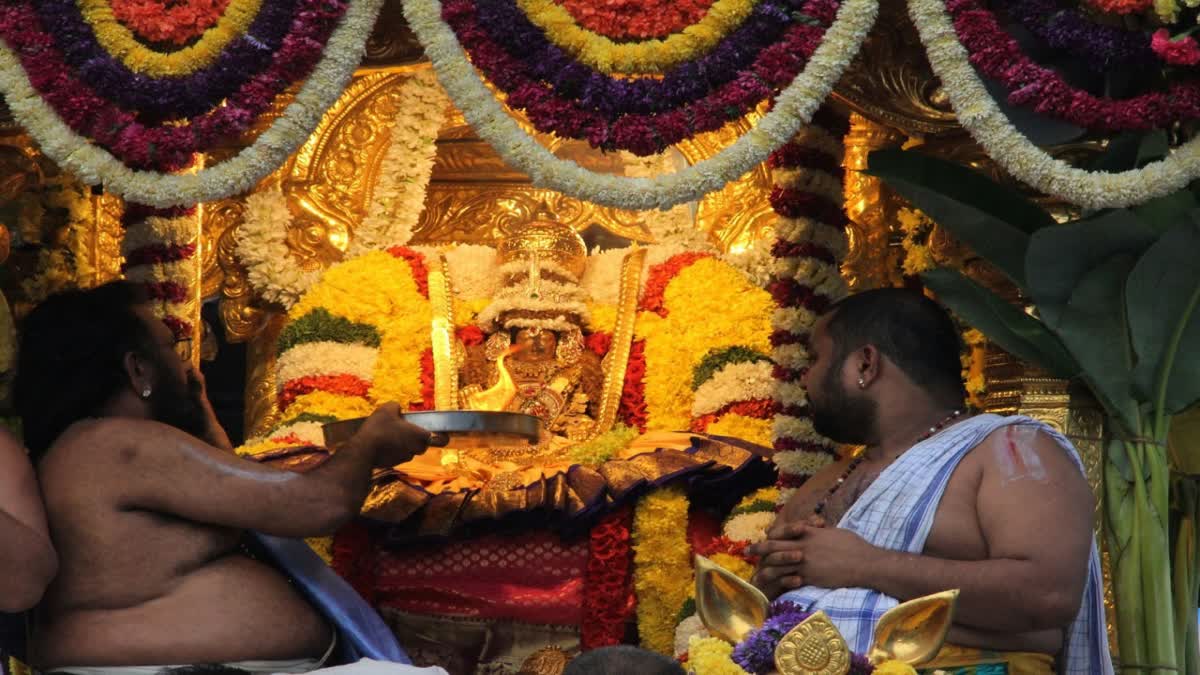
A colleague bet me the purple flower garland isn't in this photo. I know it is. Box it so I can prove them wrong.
[1001,0,1156,72]
[37,0,302,120]
[474,0,808,118]
[729,601,877,674]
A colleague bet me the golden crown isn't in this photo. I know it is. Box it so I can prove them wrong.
[497,204,587,280]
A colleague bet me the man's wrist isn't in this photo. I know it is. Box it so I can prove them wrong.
[852,543,890,589]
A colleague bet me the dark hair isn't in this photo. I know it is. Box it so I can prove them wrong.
[823,288,966,407]
[564,646,685,675]
[14,281,154,461]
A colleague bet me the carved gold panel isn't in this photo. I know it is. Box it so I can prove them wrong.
[841,114,905,291]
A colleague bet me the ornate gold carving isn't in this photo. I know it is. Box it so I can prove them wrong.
[245,313,285,438]
[91,192,124,286]
[362,0,425,67]
[215,199,271,343]
[202,196,245,301]
[841,113,905,291]
[775,612,851,675]
[831,0,957,137]
[428,253,459,410]
[518,647,570,675]
[587,247,645,440]
[675,110,777,253]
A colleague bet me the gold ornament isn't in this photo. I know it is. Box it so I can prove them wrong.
[774,611,852,675]
[496,203,588,281]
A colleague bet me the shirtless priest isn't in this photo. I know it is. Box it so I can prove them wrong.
[14,282,444,674]
[748,289,1112,675]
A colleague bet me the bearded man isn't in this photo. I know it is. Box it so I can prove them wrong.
[748,289,1112,675]
[14,282,446,674]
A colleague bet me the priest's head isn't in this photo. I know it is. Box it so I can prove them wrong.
[15,281,208,459]
[802,288,966,446]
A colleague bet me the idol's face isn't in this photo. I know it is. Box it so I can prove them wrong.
[802,317,878,446]
[513,327,558,360]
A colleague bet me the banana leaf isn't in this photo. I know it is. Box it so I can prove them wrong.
[866,150,1055,289]
[921,268,1079,379]
[1171,406,1200,476]
[1126,220,1200,417]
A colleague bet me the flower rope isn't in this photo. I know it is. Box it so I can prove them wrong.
[0,0,384,207]
[512,0,761,74]
[911,0,1200,208]
[633,486,693,655]
[401,0,876,210]
[120,206,201,341]
[582,506,635,649]
[237,68,447,307]
[768,106,848,501]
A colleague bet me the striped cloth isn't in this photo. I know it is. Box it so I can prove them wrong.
[779,413,1113,675]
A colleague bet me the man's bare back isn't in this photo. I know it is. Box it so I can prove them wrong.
[33,420,331,667]
[764,423,1094,655]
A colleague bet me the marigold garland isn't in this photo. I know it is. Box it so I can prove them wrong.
[513,0,760,75]
[633,486,693,655]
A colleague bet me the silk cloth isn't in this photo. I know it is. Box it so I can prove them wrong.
[918,643,1055,675]
[779,414,1113,675]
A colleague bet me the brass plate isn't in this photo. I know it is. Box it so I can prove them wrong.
[322,410,543,447]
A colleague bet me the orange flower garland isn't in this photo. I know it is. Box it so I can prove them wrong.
[111,0,233,45]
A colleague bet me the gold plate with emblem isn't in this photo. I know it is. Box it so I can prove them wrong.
[774,611,852,675]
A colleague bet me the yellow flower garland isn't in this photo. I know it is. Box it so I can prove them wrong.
[639,258,773,431]
[289,251,433,411]
[686,636,751,674]
[77,0,264,77]
[634,485,693,655]
[705,413,772,447]
[514,0,759,74]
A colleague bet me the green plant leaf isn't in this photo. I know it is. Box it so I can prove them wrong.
[1053,255,1142,435]
[1134,195,1200,233]
[1127,221,1200,415]
[1092,130,1170,173]
[922,268,1079,379]
[1026,210,1156,329]
[1170,406,1200,477]
[866,150,1055,289]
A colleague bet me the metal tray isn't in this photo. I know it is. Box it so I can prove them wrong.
[322,410,543,447]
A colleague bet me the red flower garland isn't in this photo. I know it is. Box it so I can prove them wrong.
[585,331,613,357]
[162,314,193,340]
[556,0,716,40]
[121,242,197,268]
[414,349,436,412]
[111,0,232,46]
[279,373,373,409]
[768,106,847,490]
[388,246,430,298]
[640,252,712,317]
[143,280,190,303]
[582,506,635,649]
[947,0,1200,132]
[456,325,486,346]
[689,398,777,433]
[618,340,648,432]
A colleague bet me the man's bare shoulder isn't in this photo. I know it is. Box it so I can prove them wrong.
[0,425,28,466]
[969,422,1095,512]
[44,418,180,469]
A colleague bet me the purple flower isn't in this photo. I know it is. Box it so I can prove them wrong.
[730,601,814,674]
[36,0,300,120]
[1001,0,1155,72]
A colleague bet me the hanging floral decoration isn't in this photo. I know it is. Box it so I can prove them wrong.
[402,0,876,210]
[120,206,201,341]
[110,0,233,46]
[0,0,385,207]
[582,506,636,650]
[237,68,446,307]
[768,107,848,502]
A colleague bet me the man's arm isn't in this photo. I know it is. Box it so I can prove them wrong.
[752,428,1095,633]
[63,404,433,539]
[0,428,57,612]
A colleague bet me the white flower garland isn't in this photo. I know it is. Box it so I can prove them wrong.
[722,511,774,544]
[722,236,775,289]
[909,0,1200,209]
[691,360,775,417]
[444,244,499,299]
[347,68,448,256]
[581,248,627,305]
[618,151,713,251]
[401,0,877,210]
[236,70,446,307]
[0,0,385,208]
[275,341,379,388]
